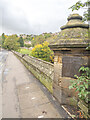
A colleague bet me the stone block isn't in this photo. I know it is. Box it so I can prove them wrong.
[60,77,76,97]
[54,73,60,85]
[53,83,62,104]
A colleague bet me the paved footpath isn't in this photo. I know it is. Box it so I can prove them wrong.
[2,51,70,118]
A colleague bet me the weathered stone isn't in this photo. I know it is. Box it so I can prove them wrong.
[61,14,89,30]
[53,83,62,104]
[49,13,90,117]
[13,51,54,93]
[49,14,89,47]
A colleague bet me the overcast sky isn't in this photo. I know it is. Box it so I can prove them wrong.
[0,0,85,35]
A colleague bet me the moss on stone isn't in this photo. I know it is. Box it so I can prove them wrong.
[49,14,89,47]
[14,53,53,93]
[69,97,77,106]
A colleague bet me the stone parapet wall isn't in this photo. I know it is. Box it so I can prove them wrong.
[13,51,54,93]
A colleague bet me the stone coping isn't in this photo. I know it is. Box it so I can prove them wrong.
[60,24,89,30]
[67,14,82,21]
[13,51,54,66]
[49,40,90,49]
[24,54,54,66]
[49,44,90,50]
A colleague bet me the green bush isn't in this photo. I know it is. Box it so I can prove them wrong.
[19,48,31,55]
[4,35,20,51]
[31,41,54,63]
[69,66,90,103]
[24,44,31,48]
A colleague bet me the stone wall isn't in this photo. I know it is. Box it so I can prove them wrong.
[13,51,54,93]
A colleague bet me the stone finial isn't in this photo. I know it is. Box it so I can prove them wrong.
[60,14,89,30]
[67,13,82,21]
[49,13,89,48]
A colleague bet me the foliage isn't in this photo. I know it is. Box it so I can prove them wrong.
[31,35,45,47]
[69,0,90,21]
[18,37,24,47]
[25,36,33,41]
[19,33,53,47]
[86,44,90,50]
[2,33,7,48]
[69,66,90,103]
[31,33,52,47]
[4,35,20,51]
[18,48,31,56]
[20,34,34,41]
[31,41,54,63]
[24,44,31,48]
[0,36,2,47]
[44,33,51,39]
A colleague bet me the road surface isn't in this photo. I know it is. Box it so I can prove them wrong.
[1,51,70,118]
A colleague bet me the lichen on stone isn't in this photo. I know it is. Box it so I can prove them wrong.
[49,14,89,47]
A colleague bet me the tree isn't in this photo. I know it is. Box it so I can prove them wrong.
[24,44,31,48]
[69,0,90,22]
[4,35,20,51]
[0,36,2,47]
[2,33,6,48]
[31,41,54,63]
[18,37,24,47]
[31,35,45,47]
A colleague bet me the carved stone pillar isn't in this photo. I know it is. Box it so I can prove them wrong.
[49,13,89,105]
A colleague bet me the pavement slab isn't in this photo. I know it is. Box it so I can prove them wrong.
[21,103,61,118]
[17,83,41,95]
[18,90,50,110]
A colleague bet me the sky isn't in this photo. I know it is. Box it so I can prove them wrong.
[0,0,85,35]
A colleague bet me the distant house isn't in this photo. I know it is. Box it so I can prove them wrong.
[24,41,31,45]
[19,34,27,39]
